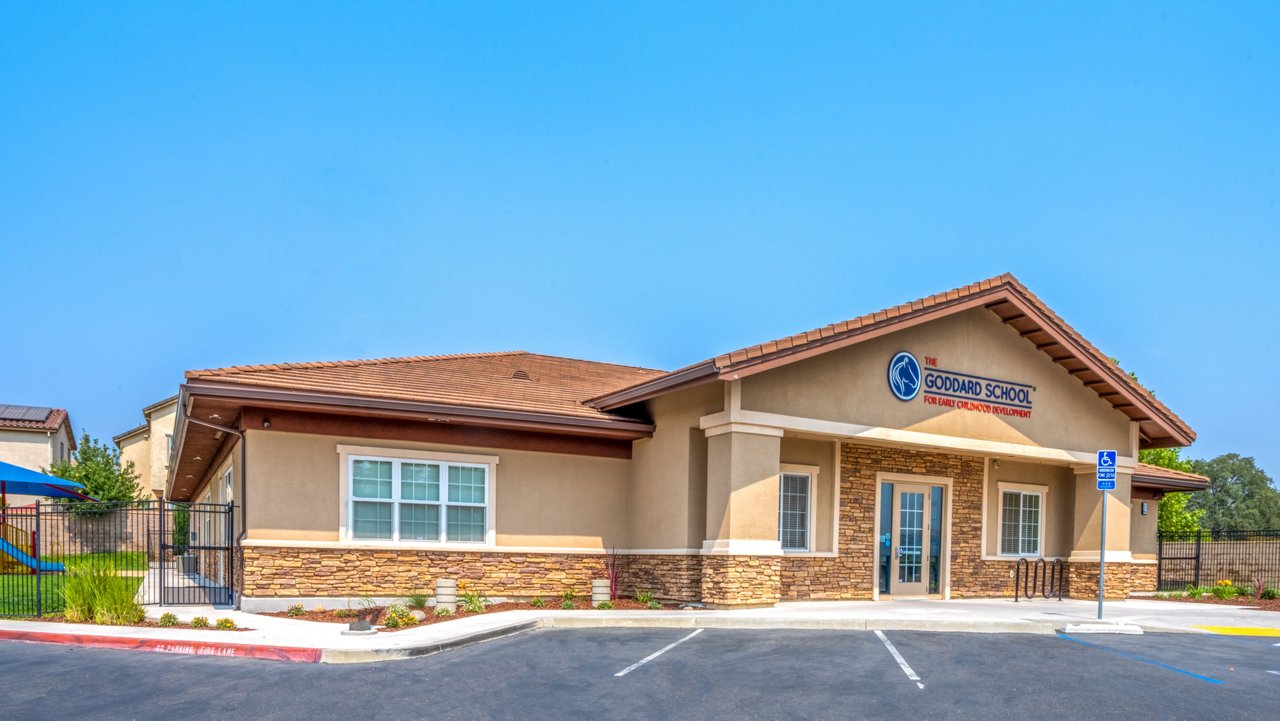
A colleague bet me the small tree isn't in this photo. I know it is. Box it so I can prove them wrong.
[44,432,144,506]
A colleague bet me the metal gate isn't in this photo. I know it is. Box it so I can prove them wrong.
[0,500,235,617]
[158,502,235,606]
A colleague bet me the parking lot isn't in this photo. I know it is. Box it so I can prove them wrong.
[2,628,1278,720]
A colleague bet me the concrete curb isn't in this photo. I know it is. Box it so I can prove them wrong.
[320,620,541,664]
[0,627,323,663]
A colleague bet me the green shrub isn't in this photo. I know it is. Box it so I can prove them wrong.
[1185,585,1208,599]
[383,603,417,628]
[59,557,144,625]
[157,612,179,627]
[434,606,454,617]
[286,603,305,617]
[530,597,545,608]
[1211,585,1243,600]
[595,601,614,610]
[647,599,661,610]
[1261,587,1279,600]
[560,589,578,602]
[460,591,489,614]
[560,599,574,610]
[405,592,433,611]
[215,617,236,630]
[191,616,210,628]
[634,590,654,605]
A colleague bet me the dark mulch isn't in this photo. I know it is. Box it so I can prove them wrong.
[260,597,693,631]
[1149,594,1280,612]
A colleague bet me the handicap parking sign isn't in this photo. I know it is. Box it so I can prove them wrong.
[1096,450,1117,490]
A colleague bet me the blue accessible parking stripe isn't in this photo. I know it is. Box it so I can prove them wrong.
[1056,633,1224,685]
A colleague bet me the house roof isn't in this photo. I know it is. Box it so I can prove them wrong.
[588,273,1195,449]
[1132,462,1210,491]
[112,422,149,446]
[184,351,666,424]
[0,405,74,448]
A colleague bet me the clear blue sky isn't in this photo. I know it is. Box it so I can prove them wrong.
[1,3,1276,477]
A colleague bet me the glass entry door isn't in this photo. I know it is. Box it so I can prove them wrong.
[890,483,932,597]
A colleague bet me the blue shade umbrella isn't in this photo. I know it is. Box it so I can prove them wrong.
[0,460,96,507]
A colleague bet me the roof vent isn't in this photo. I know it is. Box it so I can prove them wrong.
[511,369,532,381]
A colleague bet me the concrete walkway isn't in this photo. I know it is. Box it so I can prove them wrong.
[2,598,1278,664]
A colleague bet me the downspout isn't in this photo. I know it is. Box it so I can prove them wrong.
[187,416,247,608]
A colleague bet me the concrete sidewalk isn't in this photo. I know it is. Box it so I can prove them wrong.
[2,598,1278,664]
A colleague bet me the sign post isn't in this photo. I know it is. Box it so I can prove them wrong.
[1095,450,1118,620]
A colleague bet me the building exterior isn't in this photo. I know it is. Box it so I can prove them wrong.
[0,404,76,507]
[165,274,1205,609]
[114,396,179,499]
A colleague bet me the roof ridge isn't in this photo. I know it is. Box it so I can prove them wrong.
[186,351,529,379]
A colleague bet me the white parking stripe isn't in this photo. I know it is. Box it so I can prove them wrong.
[874,630,925,690]
[614,629,704,677]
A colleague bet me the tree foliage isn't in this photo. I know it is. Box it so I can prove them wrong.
[44,432,144,504]
[1137,447,1203,532]
[1187,453,1280,531]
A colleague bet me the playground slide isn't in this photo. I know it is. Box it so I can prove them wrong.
[0,535,64,573]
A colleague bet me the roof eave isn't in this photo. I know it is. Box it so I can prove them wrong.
[183,381,658,438]
[588,361,720,411]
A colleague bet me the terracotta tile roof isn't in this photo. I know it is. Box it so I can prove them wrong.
[186,351,666,422]
[1133,462,1209,486]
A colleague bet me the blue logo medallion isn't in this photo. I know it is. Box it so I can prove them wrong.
[888,351,921,401]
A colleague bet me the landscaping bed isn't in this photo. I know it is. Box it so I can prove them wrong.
[261,596,693,632]
[1149,594,1280,612]
[1150,581,1280,611]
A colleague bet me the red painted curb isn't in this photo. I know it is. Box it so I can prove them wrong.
[0,628,323,663]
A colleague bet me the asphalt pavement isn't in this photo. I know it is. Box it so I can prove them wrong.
[2,628,1277,720]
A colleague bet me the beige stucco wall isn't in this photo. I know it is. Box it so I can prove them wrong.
[982,459,1076,558]
[242,429,632,549]
[0,429,54,471]
[628,383,723,549]
[739,308,1131,456]
[779,436,837,553]
[147,403,177,494]
[1130,497,1159,561]
[118,434,150,491]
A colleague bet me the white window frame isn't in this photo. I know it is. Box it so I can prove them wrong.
[997,484,1045,557]
[778,464,817,553]
[346,452,492,545]
[223,467,233,503]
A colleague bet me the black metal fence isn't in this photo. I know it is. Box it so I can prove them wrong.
[1157,529,1280,591]
[0,500,235,617]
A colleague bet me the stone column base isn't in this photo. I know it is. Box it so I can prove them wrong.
[1067,561,1157,599]
[700,554,782,607]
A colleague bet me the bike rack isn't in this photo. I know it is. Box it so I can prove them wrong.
[1013,558,1065,602]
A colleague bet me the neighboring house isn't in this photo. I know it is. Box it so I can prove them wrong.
[113,396,179,499]
[165,274,1206,610]
[0,404,76,507]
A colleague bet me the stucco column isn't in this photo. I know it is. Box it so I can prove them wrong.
[1069,467,1133,561]
[1067,467,1148,599]
[700,424,783,607]
[702,425,783,553]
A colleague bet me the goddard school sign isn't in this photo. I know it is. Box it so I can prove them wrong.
[888,351,1035,419]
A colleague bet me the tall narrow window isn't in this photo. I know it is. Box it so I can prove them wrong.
[778,472,811,552]
[999,490,1042,556]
